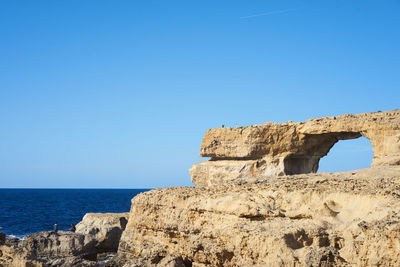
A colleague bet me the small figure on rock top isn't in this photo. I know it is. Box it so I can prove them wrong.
[69,224,76,232]
[53,222,58,234]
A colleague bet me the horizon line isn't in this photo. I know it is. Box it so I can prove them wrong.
[0,187,155,190]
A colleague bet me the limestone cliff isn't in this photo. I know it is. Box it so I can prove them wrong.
[3,111,397,266]
[190,110,400,187]
[112,110,400,267]
[113,167,400,267]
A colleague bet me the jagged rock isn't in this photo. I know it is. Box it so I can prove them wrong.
[0,231,97,266]
[0,213,129,266]
[190,110,400,186]
[76,212,128,253]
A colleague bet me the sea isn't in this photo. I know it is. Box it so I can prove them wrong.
[0,189,149,239]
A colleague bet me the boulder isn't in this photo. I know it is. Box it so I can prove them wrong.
[76,212,128,252]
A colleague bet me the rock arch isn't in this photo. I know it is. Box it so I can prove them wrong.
[317,136,373,173]
[282,131,364,175]
[190,110,400,187]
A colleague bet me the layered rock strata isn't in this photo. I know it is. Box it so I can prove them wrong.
[190,110,400,187]
[114,167,400,267]
[3,110,399,266]
[111,110,400,267]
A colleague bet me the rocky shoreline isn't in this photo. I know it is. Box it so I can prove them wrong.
[1,110,400,266]
[0,213,128,266]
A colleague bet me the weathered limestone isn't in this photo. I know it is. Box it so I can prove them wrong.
[190,110,400,187]
[114,167,400,267]
[0,213,129,266]
[0,231,98,266]
[108,110,400,266]
[76,212,129,253]
[4,110,398,266]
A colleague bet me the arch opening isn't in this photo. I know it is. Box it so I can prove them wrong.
[317,136,373,173]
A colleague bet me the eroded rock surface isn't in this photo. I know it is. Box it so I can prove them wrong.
[0,231,97,266]
[3,111,398,266]
[0,213,129,266]
[112,110,400,266]
[191,110,400,186]
[114,167,400,267]
[76,212,129,253]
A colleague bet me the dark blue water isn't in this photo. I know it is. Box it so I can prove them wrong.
[0,189,149,238]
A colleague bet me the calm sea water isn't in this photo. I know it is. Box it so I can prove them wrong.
[0,189,149,238]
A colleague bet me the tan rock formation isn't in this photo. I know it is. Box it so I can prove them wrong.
[109,110,400,267]
[0,213,129,266]
[76,212,129,253]
[190,110,400,187]
[114,167,400,267]
[0,231,98,266]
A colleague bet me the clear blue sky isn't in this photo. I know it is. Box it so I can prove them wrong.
[0,0,399,188]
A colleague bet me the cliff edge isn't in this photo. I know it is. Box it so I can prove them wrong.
[112,110,400,267]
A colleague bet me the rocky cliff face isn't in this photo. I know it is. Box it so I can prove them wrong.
[113,110,400,267]
[190,110,400,187]
[114,167,400,267]
[2,111,399,266]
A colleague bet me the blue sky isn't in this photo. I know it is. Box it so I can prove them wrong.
[0,0,398,188]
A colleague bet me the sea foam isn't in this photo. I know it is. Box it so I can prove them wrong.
[6,234,25,240]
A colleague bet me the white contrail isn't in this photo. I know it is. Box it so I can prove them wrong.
[240,8,298,19]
